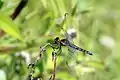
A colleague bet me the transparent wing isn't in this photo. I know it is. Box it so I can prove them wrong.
[65,31,73,43]
[63,32,78,66]
[65,44,78,67]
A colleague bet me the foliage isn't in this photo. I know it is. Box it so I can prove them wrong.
[0,0,120,80]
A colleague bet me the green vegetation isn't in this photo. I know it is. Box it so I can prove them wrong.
[0,0,120,80]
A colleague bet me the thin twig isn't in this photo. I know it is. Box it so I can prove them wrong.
[52,51,57,80]
[28,43,52,79]
[10,0,28,20]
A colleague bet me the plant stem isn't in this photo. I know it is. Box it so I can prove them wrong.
[53,54,57,80]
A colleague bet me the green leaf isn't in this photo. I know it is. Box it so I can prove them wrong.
[0,0,3,9]
[0,13,23,41]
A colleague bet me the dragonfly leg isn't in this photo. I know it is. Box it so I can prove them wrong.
[55,42,62,55]
[58,45,62,54]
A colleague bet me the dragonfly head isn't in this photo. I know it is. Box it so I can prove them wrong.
[55,37,60,41]
[54,37,60,43]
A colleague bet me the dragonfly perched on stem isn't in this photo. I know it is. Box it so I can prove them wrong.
[27,13,93,80]
[55,12,93,56]
[53,37,93,55]
[54,13,93,69]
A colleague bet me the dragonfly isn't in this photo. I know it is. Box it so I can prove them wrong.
[53,13,93,56]
[53,37,93,55]
[28,13,93,80]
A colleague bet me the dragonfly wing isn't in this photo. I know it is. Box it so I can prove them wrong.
[65,45,78,67]
[65,31,74,43]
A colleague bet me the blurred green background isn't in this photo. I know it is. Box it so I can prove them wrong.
[0,0,120,80]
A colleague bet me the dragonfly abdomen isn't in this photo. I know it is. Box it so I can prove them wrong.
[62,39,93,55]
[70,44,93,55]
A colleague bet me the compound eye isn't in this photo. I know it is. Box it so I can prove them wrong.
[55,37,59,41]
